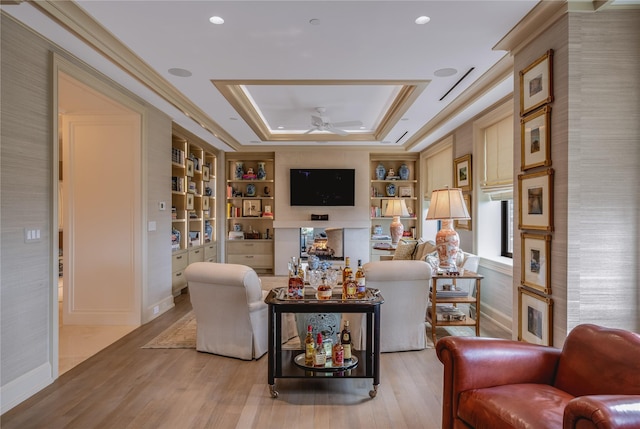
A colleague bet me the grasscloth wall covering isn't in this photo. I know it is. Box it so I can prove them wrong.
[1,13,177,411]
[513,10,640,345]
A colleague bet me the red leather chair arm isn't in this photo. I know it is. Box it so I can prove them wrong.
[564,395,640,429]
[436,336,562,429]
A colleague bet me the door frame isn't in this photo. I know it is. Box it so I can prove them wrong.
[51,53,148,379]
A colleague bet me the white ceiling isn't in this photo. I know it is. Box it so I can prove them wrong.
[0,1,566,151]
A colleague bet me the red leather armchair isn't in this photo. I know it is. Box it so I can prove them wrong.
[436,324,640,429]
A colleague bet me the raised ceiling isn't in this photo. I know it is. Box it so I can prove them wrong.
[5,1,632,152]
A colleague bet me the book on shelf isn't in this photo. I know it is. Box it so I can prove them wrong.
[370,206,382,217]
[172,176,184,192]
[172,148,185,164]
[430,285,469,298]
[428,305,467,321]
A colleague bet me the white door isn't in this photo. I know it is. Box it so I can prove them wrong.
[62,114,141,325]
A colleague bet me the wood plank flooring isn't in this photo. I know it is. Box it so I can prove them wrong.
[1,292,510,429]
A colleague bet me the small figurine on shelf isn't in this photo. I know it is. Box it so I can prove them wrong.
[242,167,257,180]
[262,205,274,219]
[263,186,271,197]
[386,168,399,180]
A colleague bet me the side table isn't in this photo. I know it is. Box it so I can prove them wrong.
[426,270,483,345]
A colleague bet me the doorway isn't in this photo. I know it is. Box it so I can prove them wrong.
[57,69,141,374]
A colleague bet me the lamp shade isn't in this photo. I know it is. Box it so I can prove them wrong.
[384,199,409,217]
[425,188,470,220]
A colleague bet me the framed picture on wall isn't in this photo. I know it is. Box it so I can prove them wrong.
[518,287,553,346]
[454,154,472,192]
[521,232,551,294]
[518,168,554,231]
[521,106,552,171]
[455,194,472,231]
[202,165,210,182]
[399,186,413,197]
[520,49,554,116]
[186,193,194,210]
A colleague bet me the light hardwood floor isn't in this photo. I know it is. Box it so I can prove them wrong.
[2,291,509,429]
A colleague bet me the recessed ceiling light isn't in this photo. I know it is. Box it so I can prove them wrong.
[277,126,285,129]
[168,68,192,77]
[360,126,366,129]
[309,18,321,25]
[401,117,409,121]
[250,140,261,144]
[415,16,431,25]
[434,68,458,77]
[209,16,224,25]
[229,117,238,121]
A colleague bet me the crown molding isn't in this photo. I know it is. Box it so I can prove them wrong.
[30,0,242,150]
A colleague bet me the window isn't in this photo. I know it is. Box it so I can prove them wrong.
[501,199,514,258]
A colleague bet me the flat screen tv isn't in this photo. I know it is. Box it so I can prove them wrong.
[290,169,355,206]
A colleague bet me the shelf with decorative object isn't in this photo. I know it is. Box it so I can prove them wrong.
[171,124,218,293]
[369,154,421,260]
[226,153,275,273]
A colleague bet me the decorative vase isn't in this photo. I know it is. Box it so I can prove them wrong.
[399,163,410,180]
[234,162,244,179]
[246,183,256,197]
[435,219,460,270]
[204,221,212,242]
[375,163,386,180]
[373,225,383,235]
[386,183,396,197]
[257,162,267,180]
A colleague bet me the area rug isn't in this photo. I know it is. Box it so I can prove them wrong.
[142,309,472,350]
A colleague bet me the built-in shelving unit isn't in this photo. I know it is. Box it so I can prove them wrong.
[225,153,275,274]
[369,154,420,261]
[171,126,217,295]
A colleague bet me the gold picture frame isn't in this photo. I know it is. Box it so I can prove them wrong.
[518,168,554,231]
[399,186,413,197]
[454,154,472,192]
[521,232,551,294]
[521,106,552,171]
[186,193,194,210]
[518,287,553,346]
[455,194,472,231]
[520,49,554,116]
[202,165,210,182]
[186,158,195,177]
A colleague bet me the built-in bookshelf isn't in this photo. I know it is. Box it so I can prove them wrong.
[369,153,420,261]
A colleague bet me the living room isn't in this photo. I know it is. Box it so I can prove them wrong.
[1,1,639,425]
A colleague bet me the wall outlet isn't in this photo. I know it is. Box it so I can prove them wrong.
[158,201,166,210]
[153,305,159,315]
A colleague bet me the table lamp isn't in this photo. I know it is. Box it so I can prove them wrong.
[384,198,409,246]
[425,187,470,271]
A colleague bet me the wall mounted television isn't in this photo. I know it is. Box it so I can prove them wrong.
[290,168,355,206]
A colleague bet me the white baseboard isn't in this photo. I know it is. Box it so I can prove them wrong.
[142,295,175,324]
[1,363,53,414]
[480,303,513,337]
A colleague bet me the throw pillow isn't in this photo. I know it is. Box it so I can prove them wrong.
[414,240,437,261]
[392,239,417,260]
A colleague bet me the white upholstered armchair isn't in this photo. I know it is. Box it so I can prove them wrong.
[185,262,269,360]
[343,260,433,352]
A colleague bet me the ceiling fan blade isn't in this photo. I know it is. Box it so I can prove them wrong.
[326,126,349,136]
[303,127,317,134]
[310,115,324,126]
[331,120,363,128]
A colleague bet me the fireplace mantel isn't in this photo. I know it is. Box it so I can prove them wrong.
[273,220,370,229]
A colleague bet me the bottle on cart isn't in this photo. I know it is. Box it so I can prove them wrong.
[341,320,352,361]
[304,325,315,366]
[343,273,357,299]
[342,256,352,285]
[355,259,366,298]
[317,276,332,300]
[314,332,326,367]
[332,339,344,367]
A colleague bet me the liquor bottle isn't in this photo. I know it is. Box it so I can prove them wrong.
[317,276,332,300]
[341,320,352,361]
[332,339,344,367]
[355,259,366,298]
[343,273,357,299]
[342,256,352,285]
[304,325,315,366]
[287,256,303,299]
[314,333,326,367]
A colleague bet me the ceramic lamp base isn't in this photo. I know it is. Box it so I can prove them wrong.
[390,216,404,246]
[435,219,460,270]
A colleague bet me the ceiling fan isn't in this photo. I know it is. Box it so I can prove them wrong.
[303,107,363,136]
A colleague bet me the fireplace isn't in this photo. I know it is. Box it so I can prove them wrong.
[300,227,344,261]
